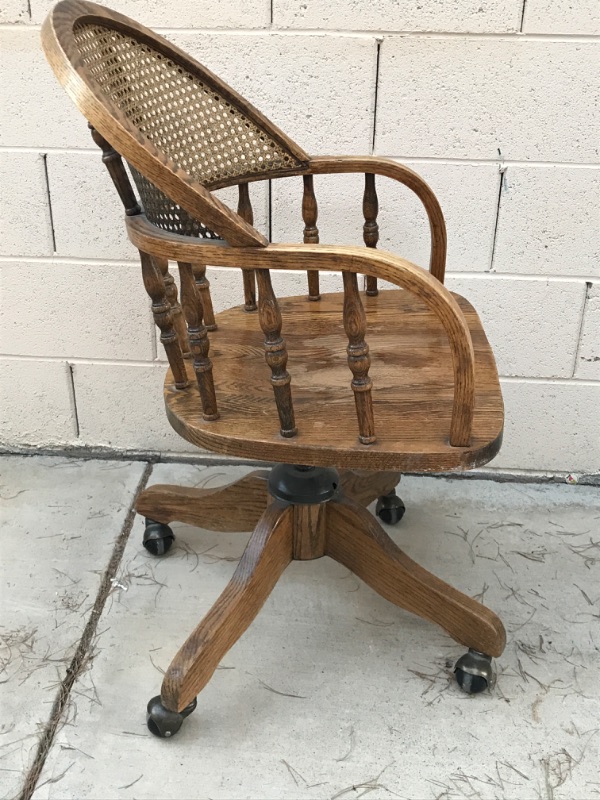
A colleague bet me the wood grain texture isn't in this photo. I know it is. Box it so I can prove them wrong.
[88,123,140,215]
[135,470,269,530]
[255,269,297,438]
[342,271,376,445]
[162,501,294,711]
[363,173,379,297]
[339,470,401,506]
[302,175,321,301]
[326,497,506,657]
[292,504,327,560]
[136,470,396,533]
[155,256,190,356]
[237,183,257,311]
[41,0,310,247]
[309,156,447,284]
[191,262,216,331]
[138,250,188,389]
[161,289,501,471]
[177,261,219,419]
[126,218,474,447]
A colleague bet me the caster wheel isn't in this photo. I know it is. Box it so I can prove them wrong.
[146,695,197,738]
[454,649,494,694]
[376,491,406,525]
[143,518,175,556]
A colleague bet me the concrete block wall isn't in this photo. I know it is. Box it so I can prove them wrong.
[1,0,599,474]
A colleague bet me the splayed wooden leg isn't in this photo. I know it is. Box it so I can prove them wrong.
[326,497,506,657]
[136,470,269,531]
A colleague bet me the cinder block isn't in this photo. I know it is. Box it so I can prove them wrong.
[575,283,600,380]
[492,381,600,473]
[73,362,198,453]
[30,0,271,27]
[493,166,600,277]
[523,0,600,35]
[0,29,90,149]
[207,266,344,315]
[446,276,586,378]
[169,32,377,154]
[46,155,268,259]
[0,261,154,360]
[214,182,270,240]
[272,172,365,247]
[45,152,137,261]
[0,359,76,447]
[376,39,600,162]
[0,0,29,23]
[275,0,520,33]
[0,152,53,257]
[271,161,499,271]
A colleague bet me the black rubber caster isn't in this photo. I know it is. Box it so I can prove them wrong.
[143,518,175,556]
[454,649,494,694]
[146,695,197,738]
[375,490,406,525]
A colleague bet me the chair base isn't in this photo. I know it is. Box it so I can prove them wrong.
[136,466,506,735]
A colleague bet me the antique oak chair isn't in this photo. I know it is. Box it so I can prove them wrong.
[43,0,506,738]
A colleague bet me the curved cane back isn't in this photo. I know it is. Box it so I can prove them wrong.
[42,0,309,245]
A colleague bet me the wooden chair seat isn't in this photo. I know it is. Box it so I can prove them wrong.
[165,289,503,471]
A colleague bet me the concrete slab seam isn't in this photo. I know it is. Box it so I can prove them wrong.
[16,463,153,800]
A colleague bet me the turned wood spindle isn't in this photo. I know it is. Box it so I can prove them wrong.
[302,175,321,300]
[255,269,297,438]
[363,173,379,297]
[88,124,140,216]
[139,251,188,390]
[342,271,376,444]
[237,183,257,311]
[178,262,219,420]
[191,263,216,331]
[153,256,190,356]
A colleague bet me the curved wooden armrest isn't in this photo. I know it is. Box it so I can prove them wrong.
[307,155,447,284]
[126,216,474,447]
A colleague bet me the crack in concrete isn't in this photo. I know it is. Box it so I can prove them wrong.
[17,463,153,800]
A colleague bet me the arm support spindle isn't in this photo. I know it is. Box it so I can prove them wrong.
[363,173,379,297]
[238,183,257,311]
[302,175,321,300]
[139,250,188,389]
[178,262,219,420]
[255,269,297,438]
[343,272,376,444]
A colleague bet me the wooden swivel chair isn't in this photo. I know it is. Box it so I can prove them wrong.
[42,0,506,739]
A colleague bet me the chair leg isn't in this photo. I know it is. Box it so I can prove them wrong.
[159,502,294,713]
[326,497,506,658]
[135,470,269,532]
[338,469,401,507]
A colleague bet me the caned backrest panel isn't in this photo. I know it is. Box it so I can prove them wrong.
[42,0,309,245]
[72,22,304,189]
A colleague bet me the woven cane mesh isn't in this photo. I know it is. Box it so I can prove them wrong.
[72,22,303,187]
[128,165,222,238]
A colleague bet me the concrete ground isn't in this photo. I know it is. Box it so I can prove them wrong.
[1,455,599,800]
